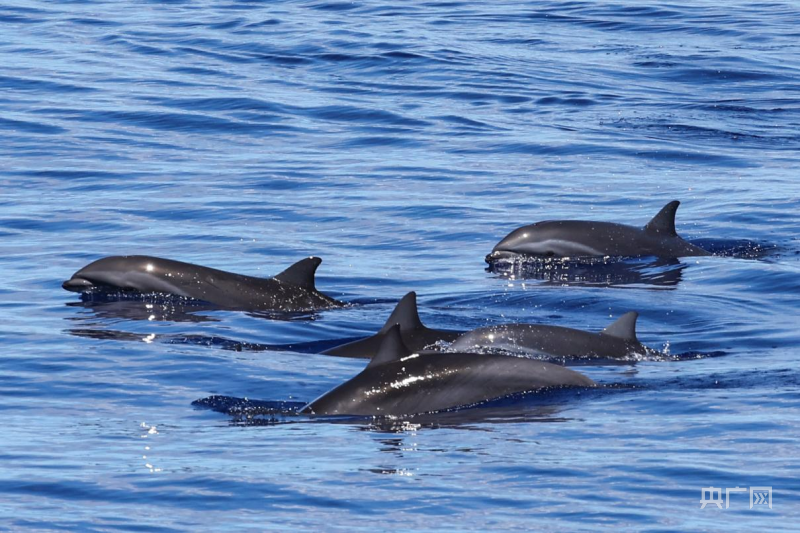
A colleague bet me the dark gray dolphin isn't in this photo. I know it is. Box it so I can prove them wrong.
[486,200,710,262]
[62,255,344,312]
[449,312,651,360]
[321,291,460,358]
[301,325,596,416]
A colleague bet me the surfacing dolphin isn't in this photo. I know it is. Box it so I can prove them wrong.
[486,200,710,262]
[449,312,652,361]
[301,325,596,416]
[321,291,460,358]
[62,255,344,312]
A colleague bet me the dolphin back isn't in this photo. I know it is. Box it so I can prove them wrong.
[63,255,344,312]
[304,327,597,417]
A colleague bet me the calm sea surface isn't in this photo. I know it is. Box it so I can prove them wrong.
[1,1,799,530]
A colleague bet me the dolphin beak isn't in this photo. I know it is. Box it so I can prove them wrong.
[485,250,517,263]
[62,277,95,292]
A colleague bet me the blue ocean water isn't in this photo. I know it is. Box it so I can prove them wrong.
[1,0,799,530]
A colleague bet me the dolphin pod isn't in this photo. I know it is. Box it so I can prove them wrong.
[64,200,722,417]
[62,255,344,312]
[486,200,710,262]
[301,325,596,416]
[321,291,461,358]
[449,312,652,360]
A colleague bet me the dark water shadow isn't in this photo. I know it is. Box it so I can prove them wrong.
[64,325,362,354]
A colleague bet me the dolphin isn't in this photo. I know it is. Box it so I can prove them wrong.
[62,255,344,312]
[301,325,596,416]
[486,200,710,262]
[320,291,460,358]
[449,312,651,360]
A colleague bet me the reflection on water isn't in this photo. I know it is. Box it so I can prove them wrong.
[359,404,574,434]
[66,294,325,323]
[487,255,687,288]
[66,299,222,323]
[66,327,264,351]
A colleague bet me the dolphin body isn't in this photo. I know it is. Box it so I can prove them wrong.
[486,200,710,262]
[321,291,460,358]
[62,255,344,312]
[301,325,596,417]
[449,312,651,360]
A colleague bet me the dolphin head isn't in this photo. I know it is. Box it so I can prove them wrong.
[61,276,98,292]
[487,224,543,262]
[63,256,128,292]
[486,222,603,261]
[62,256,191,296]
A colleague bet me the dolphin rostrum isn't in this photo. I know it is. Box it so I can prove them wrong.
[449,312,651,360]
[321,291,460,358]
[301,325,596,416]
[62,255,344,312]
[486,200,710,262]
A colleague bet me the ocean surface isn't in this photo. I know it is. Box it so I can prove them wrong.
[1,0,799,530]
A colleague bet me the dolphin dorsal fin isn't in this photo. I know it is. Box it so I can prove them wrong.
[643,201,680,237]
[378,292,424,333]
[368,324,412,368]
[601,312,639,341]
[274,257,322,290]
